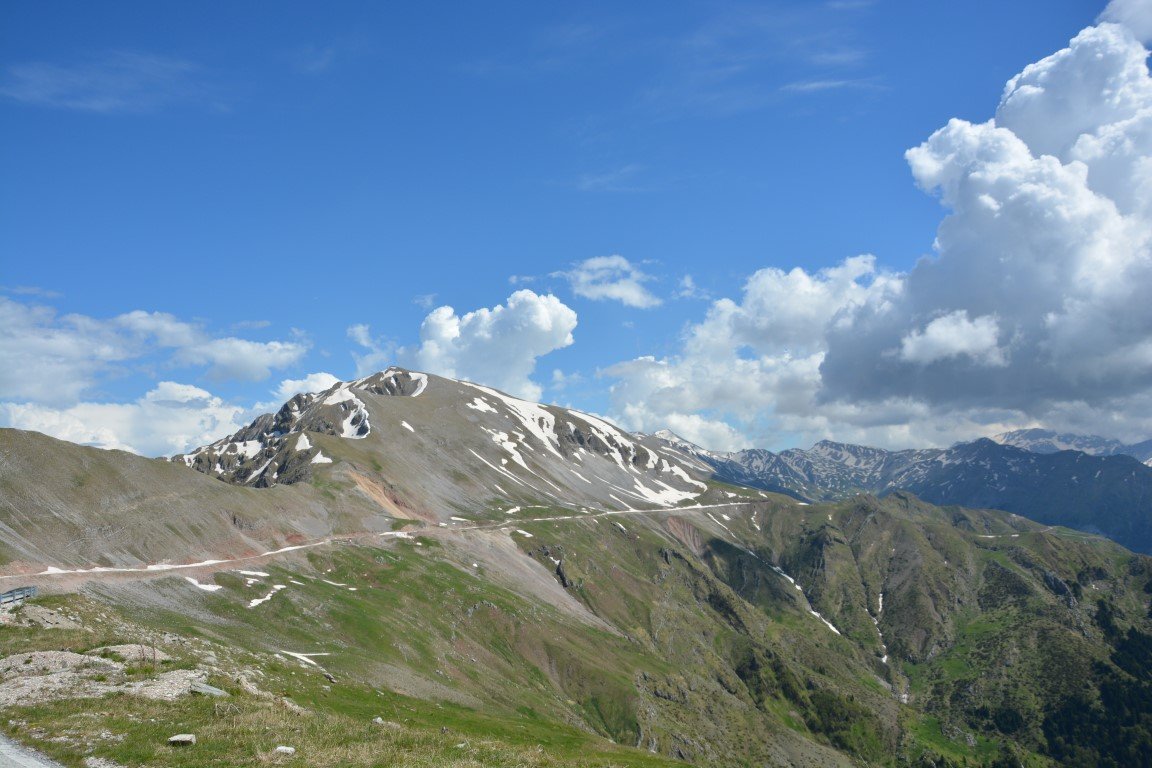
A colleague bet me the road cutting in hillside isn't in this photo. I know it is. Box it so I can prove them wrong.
[0,499,771,585]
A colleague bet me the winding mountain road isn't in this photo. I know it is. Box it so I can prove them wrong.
[0,500,762,584]
[0,499,1061,586]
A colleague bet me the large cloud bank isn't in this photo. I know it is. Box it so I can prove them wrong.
[608,17,1152,450]
[2,382,248,457]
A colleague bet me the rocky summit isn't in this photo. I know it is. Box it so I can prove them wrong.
[174,367,711,515]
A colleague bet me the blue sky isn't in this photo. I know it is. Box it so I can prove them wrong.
[4,0,1152,456]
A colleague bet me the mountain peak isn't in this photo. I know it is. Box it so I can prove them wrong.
[172,370,713,518]
[350,367,430,397]
[650,429,728,467]
[990,427,1152,461]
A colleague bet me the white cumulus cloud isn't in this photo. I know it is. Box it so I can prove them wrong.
[1100,0,1152,43]
[0,298,308,406]
[822,21,1152,413]
[175,338,309,381]
[602,257,901,451]
[406,290,577,401]
[273,372,341,401]
[1,382,249,457]
[606,19,1152,449]
[898,311,1006,367]
[0,297,313,456]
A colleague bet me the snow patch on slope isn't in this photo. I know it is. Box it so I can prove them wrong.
[467,382,564,459]
[248,584,287,608]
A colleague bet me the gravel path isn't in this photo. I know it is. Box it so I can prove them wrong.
[0,734,63,768]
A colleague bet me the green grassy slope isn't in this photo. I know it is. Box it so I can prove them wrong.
[4,430,1152,766]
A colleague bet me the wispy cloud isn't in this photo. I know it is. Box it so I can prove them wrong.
[554,255,662,308]
[462,6,877,126]
[464,21,613,78]
[346,324,395,377]
[807,48,868,67]
[1,285,62,299]
[825,0,876,10]
[0,51,211,113]
[550,368,584,391]
[676,275,709,300]
[575,163,645,192]
[781,77,882,94]
[294,44,338,74]
[640,5,878,119]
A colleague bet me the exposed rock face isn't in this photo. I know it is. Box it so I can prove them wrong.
[172,372,414,487]
[354,369,428,397]
[0,650,208,708]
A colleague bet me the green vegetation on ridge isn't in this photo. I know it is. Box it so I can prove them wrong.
[3,485,1152,766]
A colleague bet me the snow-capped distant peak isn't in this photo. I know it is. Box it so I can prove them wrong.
[652,429,718,457]
[989,428,1152,461]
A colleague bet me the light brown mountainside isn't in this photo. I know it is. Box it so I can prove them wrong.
[172,369,712,520]
[0,427,389,572]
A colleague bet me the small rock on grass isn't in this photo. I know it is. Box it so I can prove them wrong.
[372,717,402,728]
[190,680,230,697]
[274,745,296,755]
[168,733,196,746]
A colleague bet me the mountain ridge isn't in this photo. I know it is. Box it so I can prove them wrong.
[991,427,1152,464]
[660,431,1152,554]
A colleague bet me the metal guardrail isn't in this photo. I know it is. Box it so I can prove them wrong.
[0,586,37,605]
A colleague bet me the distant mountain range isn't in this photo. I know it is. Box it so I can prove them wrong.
[990,427,1152,463]
[656,429,1152,554]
